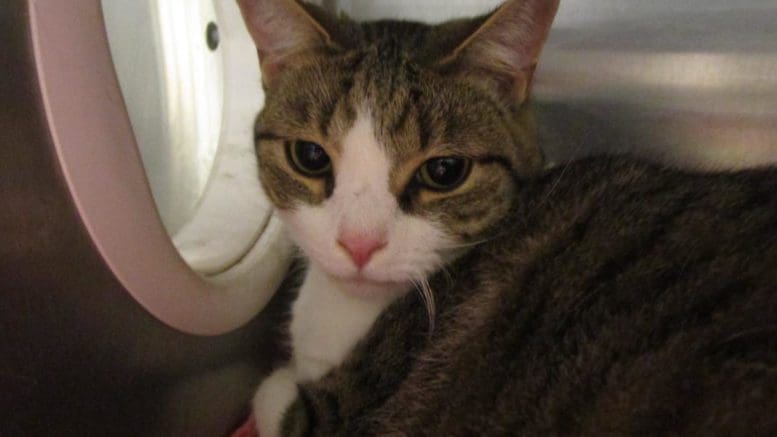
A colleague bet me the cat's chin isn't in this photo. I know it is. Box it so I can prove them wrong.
[332,275,411,300]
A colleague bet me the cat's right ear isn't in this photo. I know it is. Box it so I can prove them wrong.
[237,0,336,87]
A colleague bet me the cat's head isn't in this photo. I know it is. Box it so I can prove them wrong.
[238,0,558,297]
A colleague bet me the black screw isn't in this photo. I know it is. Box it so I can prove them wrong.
[206,22,219,51]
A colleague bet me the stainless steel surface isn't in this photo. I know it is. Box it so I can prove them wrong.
[535,0,777,167]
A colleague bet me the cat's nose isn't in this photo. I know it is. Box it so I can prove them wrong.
[337,234,387,269]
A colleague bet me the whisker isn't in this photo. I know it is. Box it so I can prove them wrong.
[411,273,436,336]
[439,263,454,289]
[422,277,436,334]
[539,161,571,209]
[441,238,493,251]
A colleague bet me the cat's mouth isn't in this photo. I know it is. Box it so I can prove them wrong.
[331,272,411,297]
[339,274,397,287]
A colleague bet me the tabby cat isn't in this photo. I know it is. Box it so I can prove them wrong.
[235,0,777,435]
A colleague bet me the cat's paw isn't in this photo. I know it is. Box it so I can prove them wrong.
[252,367,298,437]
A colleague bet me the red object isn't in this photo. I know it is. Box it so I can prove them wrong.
[231,414,259,437]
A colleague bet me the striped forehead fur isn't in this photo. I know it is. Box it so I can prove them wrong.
[252,2,548,248]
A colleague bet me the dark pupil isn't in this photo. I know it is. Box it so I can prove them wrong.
[427,158,466,186]
[296,141,329,171]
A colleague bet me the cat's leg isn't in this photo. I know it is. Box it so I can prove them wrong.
[275,305,431,435]
[252,366,298,437]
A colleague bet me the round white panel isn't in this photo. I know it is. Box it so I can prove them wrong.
[29,0,295,335]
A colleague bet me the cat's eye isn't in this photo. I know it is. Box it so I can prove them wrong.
[417,157,472,191]
[287,140,332,177]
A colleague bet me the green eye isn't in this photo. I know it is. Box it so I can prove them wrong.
[417,156,472,191]
[287,140,331,177]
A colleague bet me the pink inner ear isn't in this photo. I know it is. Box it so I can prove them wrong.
[460,0,559,72]
[448,0,559,103]
[236,0,331,85]
[238,0,299,55]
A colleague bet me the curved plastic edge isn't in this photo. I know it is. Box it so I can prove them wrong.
[28,0,293,336]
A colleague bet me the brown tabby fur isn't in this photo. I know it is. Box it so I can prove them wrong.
[284,158,777,435]
[240,1,777,434]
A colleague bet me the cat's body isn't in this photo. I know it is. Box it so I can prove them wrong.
[234,0,777,435]
[283,157,777,435]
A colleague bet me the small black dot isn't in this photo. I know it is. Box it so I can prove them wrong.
[206,22,219,51]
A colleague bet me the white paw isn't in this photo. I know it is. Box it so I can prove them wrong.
[252,366,298,437]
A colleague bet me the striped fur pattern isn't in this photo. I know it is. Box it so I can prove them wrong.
[287,158,777,435]
[237,0,777,434]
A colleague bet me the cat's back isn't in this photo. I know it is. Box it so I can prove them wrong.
[375,157,777,435]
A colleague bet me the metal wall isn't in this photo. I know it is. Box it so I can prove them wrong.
[537,0,777,167]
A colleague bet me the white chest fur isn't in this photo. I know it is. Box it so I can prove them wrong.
[252,265,406,436]
[290,265,400,381]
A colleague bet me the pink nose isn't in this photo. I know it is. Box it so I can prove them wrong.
[337,234,386,269]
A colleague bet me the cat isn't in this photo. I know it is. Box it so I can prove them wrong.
[235,0,777,435]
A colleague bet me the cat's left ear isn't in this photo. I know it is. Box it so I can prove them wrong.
[237,0,337,87]
[439,0,560,106]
